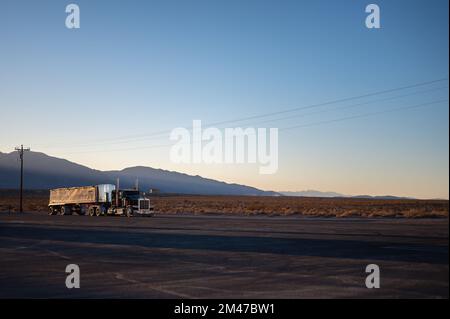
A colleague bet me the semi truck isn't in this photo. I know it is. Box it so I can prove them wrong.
[48,183,154,217]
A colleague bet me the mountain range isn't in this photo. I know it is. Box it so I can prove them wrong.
[0,151,416,199]
[280,190,414,200]
[0,151,278,195]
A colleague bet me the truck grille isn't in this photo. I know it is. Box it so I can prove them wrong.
[139,199,150,210]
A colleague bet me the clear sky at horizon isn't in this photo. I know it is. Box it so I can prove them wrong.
[1,0,448,199]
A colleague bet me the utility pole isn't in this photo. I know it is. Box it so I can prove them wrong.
[15,145,30,213]
[116,178,120,208]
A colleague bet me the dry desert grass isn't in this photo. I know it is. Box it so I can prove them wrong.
[0,189,448,218]
[151,195,449,218]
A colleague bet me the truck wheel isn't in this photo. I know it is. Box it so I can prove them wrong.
[98,206,107,216]
[78,206,87,216]
[48,207,55,215]
[88,207,95,216]
[126,206,133,217]
[95,207,102,216]
[60,206,67,215]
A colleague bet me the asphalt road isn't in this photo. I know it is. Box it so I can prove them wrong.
[0,212,448,298]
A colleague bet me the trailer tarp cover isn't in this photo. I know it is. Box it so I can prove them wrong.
[49,186,97,205]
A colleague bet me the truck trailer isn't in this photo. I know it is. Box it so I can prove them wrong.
[48,184,153,217]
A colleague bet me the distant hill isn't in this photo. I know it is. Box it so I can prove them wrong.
[280,190,415,200]
[350,195,414,200]
[0,151,279,196]
[280,190,345,197]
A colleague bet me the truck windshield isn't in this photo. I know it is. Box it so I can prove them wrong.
[122,191,140,199]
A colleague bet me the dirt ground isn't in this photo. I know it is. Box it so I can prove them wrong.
[0,189,448,218]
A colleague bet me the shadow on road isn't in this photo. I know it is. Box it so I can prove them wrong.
[1,224,448,264]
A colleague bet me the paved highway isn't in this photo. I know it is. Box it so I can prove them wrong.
[0,212,448,298]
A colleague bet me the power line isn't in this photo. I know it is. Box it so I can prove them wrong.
[43,85,448,150]
[203,78,449,127]
[14,145,31,213]
[36,77,448,149]
[41,84,448,152]
[280,99,448,132]
[59,98,447,154]
[233,85,448,128]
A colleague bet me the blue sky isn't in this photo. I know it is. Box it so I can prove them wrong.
[0,0,448,198]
